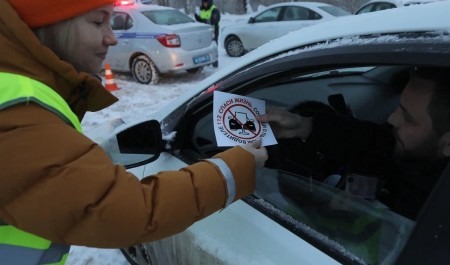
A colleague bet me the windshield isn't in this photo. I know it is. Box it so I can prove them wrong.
[142,10,194,25]
[319,6,352,16]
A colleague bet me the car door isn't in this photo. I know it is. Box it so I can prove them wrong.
[242,6,283,50]
[110,33,450,265]
[165,40,450,265]
[276,6,321,37]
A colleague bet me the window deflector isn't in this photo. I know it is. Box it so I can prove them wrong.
[253,168,415,265]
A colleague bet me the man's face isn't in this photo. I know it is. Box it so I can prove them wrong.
[387,76,442,161]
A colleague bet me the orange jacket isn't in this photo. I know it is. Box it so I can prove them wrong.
[0,1,255,248]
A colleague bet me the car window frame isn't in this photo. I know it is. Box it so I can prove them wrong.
[168,35,450,265]
[355,2,397,14]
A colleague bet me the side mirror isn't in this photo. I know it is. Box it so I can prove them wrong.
[248,17,255,24]
[117,120,163,169]
[99,120,164,169]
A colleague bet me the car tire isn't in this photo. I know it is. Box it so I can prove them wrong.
[186,67,204,74]
[225,36,245,57]
[120,245,153,265]
[131,55,160,84]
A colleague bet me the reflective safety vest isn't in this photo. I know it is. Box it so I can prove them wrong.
[0,72,82,264]
[200,5,218,28]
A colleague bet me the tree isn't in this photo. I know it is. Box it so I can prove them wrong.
[183,0,195,15]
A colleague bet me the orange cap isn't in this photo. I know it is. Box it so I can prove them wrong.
[8,0,116,28]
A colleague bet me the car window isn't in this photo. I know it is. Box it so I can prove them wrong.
[181,63,421,264]
[111,12,132,30]
[282,6,321,21]
[254,168,415,265]
[142,9,194,25]
[373,2,397,11]
[319,5,352,17]
[356,4,376,14]
[356,2,396,14]
[254,7,282,23]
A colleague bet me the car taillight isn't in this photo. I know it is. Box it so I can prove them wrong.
[156,34,181,48]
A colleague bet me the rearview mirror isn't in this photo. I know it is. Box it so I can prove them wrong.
[248,17,255,24]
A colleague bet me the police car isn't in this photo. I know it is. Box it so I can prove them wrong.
[105,1,218,84]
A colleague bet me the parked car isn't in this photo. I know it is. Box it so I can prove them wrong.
[220,2,351,57]
[354,0,442,14]
[105,1,218,84]
[89,2,450,265]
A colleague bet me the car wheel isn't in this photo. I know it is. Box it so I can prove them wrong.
[131,55,160,84]
[186,67,204,74]
[225,36,245,57]
[120,245,153,265]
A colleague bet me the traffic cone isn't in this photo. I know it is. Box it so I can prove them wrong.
[104,63,119,91]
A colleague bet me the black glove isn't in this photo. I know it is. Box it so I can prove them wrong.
[194,13,201,22]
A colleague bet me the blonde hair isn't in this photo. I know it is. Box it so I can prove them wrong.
[33,19,76,65]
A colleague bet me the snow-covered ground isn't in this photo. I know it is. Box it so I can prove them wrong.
[67,13,244,265]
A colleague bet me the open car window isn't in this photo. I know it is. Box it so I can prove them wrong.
[161,30,450,265]
[174,63,426,264]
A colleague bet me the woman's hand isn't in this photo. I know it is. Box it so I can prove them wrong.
[240,139,268,167]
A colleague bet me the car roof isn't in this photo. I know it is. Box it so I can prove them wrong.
[362,0,443,6]
[205,1,450,84]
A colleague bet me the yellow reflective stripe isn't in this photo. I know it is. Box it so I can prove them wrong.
[0,225,51,249]
[0,72,82,133]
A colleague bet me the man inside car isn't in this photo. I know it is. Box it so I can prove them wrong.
[257,66,450,220]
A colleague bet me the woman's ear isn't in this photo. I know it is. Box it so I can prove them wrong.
[440,132,450,157]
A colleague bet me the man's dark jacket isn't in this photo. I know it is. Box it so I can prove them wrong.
[278,112,447,220]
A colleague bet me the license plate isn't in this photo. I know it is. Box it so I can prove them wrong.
[193,54,210,64]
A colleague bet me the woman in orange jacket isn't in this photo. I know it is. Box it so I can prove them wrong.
[0,0,267,263]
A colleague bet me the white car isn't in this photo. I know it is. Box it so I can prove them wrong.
[354,0,442,14]
[220,2,351,57]
[89,1,450,265]
[105,1,218,84]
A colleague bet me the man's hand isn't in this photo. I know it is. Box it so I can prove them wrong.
[257,107,312,140]
[240,139,268,167]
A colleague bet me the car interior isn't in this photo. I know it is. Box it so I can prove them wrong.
[171,64,417,264]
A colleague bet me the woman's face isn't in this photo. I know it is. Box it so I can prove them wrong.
[66,4,117,73]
